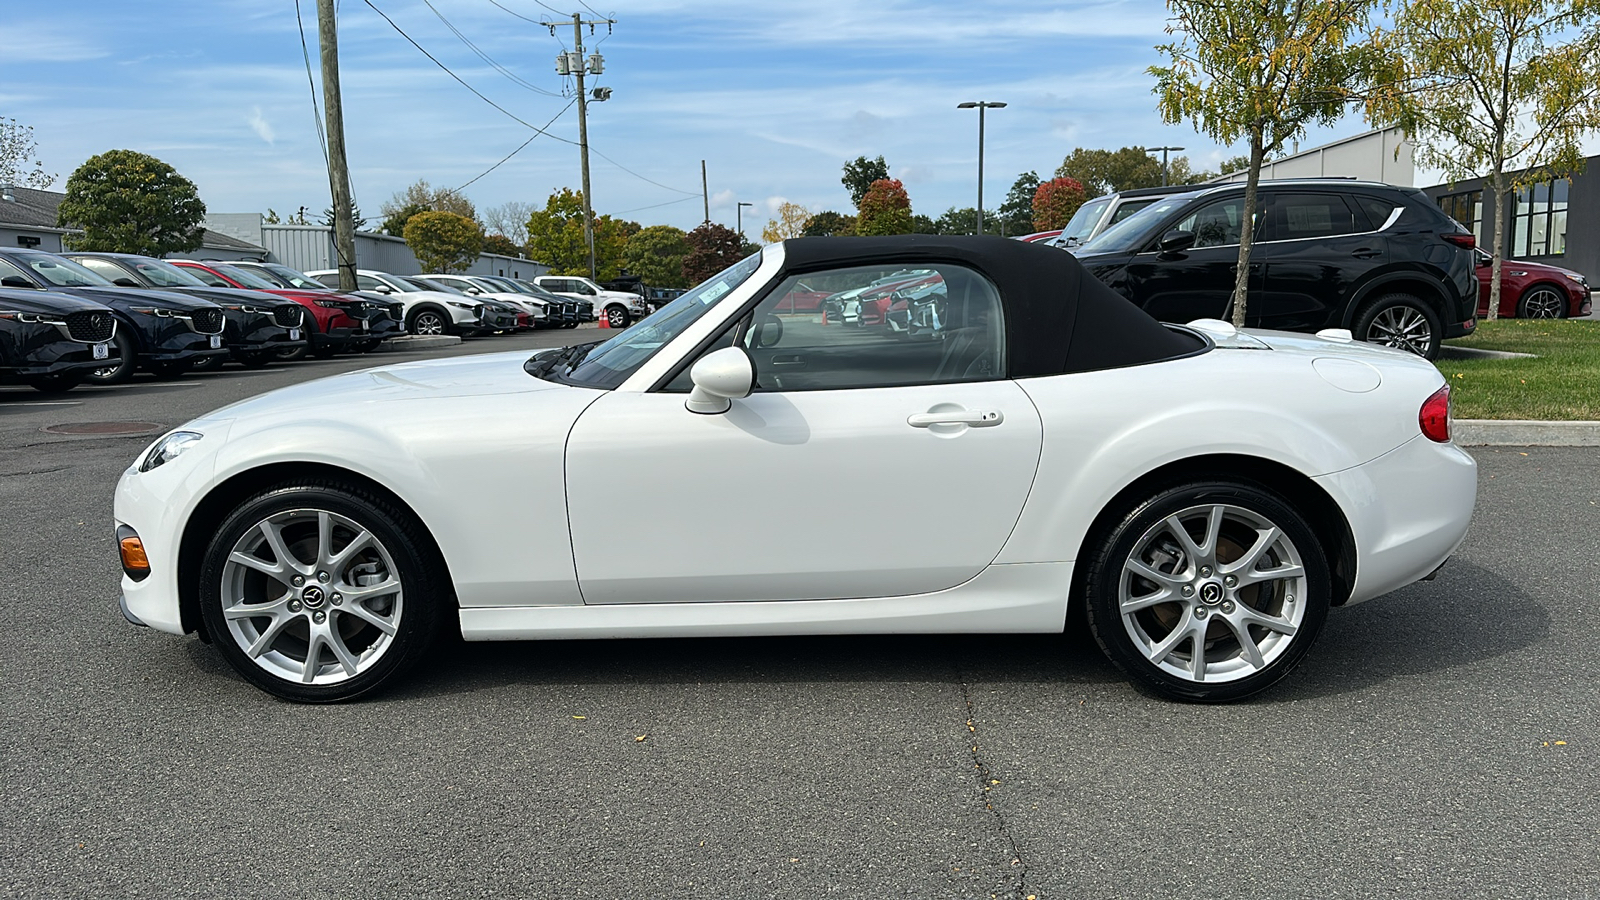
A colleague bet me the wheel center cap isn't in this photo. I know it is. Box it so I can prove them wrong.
[1198,582,1225,605]
[301,585,326,610]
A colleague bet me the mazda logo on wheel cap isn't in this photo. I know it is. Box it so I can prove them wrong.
[301,586,326,609]
[1200,583,1224,605]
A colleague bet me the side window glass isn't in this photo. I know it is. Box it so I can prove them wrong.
[667,263,1005,393]
[188,269,231,287]
[1259,193,1359,242]
[0,257,36,285]
[77,258,129,282]
[1173,198,1247,248]
[1354,195,1402,231]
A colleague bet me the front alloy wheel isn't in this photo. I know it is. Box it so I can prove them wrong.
[1518,286,1567,319]
[200,484,442,702]
[1085,482,1330,702]
[410,310,448,335]
[606,305,629,329]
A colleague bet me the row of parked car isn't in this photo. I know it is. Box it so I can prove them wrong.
[1016,178,1591,357]
[0,247,651,393]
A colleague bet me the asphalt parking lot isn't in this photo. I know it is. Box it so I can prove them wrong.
[2,330,1597,899]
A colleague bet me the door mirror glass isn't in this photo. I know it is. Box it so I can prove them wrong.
[686,346,754,414]
[113,277,141,288]
[752,314,784,348]
[0,275,32,288]
[1157,230,1196,254]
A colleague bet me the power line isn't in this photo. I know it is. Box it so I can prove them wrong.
[455,98,576,192]
[489,0,566,21]
[361,0,577,142]
[613,195,698,216]
[589,145,700,196]
[295,0,331,167]
[424,0,563,98]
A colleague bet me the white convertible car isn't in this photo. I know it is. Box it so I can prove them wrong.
[114,236,1477,703]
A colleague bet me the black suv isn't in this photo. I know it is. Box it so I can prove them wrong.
[0,287,122,392]
[1073,179,1478,358]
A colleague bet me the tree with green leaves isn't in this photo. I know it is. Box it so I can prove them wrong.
[801,211,855,237]
[855,178,913,235]
[56,149,206,255]
[621,225,691,288]
[525,188,639,280]
[1056,147,1164,196]
[998,172,1041,235]
[841,155,890,207]
[1032,177,1088,230]
[403,211,483,273]
[1152,0,1379,327]
[321,203,367,231]
[910,214,940,234]
[1,117,55,189]
[760,202,813,244]
[1217,154,1253,176]
[482,233,522,257]
[1367,0,1600,320]
[683,222,746,284]
[933,207,997,235]
[381,202,428,237]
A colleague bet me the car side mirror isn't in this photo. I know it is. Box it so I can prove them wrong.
[685,346,754,415]
[0,275,33,288]
[1157,230,1196,254]
[114,277,141,288]
[375,285,393,294]
[752,314,784,348]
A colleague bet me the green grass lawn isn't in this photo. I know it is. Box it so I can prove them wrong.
[1440,318,1600,420]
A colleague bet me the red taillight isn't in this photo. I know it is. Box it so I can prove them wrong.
[1442,233,1475,250]
[1420,385,1452,442]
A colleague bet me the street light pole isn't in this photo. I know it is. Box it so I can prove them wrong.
[1148,145,1185,186]
[957,101,1006,235]
[736,201,754,238]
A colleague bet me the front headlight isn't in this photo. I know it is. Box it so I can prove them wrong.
[1564,272,1588,287]
[447,301,475,309]
[0,311,61,325]
[130,307,177,318]
[140,431,204,473]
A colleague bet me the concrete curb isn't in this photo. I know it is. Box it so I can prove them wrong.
[1438,346,1536,360]
[1456,419,1600,447]
[371,335,462,353]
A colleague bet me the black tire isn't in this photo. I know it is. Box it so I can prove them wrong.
[408,308,450,336]
[198,480,447,703]
[81,330,136,386]
[276,344,310,362]
[310,343,340,359]
[25,373,81,393]
[191,353,226,372]
[236,350,275,369]
[148,360,192,379]
[1517,284,1569,319]
[562,321,579,329]
[1352,292,1441,359]
[1083,479,1331,703]
[605,305,629,329]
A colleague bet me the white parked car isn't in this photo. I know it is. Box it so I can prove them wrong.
[419,273,550,328]
[533,275,645,329]
[305,269,512,336]
[114,236,1476,703]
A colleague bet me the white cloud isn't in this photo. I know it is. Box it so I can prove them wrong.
[248,107,276,146]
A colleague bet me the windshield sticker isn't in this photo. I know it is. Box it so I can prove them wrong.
[701,281,730,304]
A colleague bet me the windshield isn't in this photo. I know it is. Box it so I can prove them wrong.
[257,263,326,290]
[1057,197,1111,244]
[213,264,282,290]
[129,258,208,287]
[544,251,763,390]
[406,276,465,295]
[1078,196,1192,255]
[20,254,115,287]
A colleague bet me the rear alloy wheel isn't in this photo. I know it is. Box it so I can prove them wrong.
[200,483,444,702]
[409,309,448,336]
[1353,293,1441,359]
[606,305,629,329]
[1084,481,1330,702]
[1517,286,1567,319]
[82,331,136,386]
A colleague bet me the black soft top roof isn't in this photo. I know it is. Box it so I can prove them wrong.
[779,235,1203,377]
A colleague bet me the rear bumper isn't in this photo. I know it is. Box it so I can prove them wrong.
[1443,317,1477,339]
[1314,434,1477,606]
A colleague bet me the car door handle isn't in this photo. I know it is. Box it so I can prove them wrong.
[907,410,1004,428]
[1350,247,1381,259]
[770,355,805,366]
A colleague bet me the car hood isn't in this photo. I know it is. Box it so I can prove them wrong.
[398,290,476,305]
[197,350,571,421]
[165,286,302,308]
[47,285,221,312]
[0,287,115,315]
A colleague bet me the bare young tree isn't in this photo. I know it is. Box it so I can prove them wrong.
[1,118,56,189]
[484,200,534,245]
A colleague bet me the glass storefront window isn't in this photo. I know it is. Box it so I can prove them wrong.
[1510,178,1569,258]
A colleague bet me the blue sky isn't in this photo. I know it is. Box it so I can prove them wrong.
[5,0,1390,236]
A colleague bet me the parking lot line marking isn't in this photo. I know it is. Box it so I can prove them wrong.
[0,400,83,408]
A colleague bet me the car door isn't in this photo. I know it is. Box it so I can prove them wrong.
[563,261,1044,605]
[1120,194,1263,323]
[1254,192,1386,331]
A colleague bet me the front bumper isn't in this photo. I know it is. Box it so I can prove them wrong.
[1,323,121,376]
[1313,433,1477,606]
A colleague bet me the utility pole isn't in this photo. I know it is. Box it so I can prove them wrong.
[316,0,357,292]
[957,101,1006,235]
[552,13,614,280]
[701,160,709,223]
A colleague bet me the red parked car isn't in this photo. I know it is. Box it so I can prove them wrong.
[1474,249,1592,319]
[170,260,402,358]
